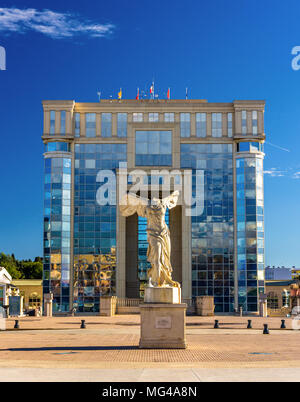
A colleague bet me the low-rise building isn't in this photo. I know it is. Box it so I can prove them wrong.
[265,279,300,315]
[265,266,292,280]
[0,267,12,308]
[11,280,43,311]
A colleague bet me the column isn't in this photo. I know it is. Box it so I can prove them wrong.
[112,113,117,137]
[181,204,192,300]
[116,172,126,298]
[80,113,86,137]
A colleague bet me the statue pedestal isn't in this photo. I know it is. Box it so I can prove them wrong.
[139,287,187,349]
[144,286,181,304]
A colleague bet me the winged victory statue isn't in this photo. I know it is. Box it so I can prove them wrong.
[119,190,180,288]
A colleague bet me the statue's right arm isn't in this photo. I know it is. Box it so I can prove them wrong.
[119,193,148,217]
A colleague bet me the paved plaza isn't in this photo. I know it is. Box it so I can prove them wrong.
[1,315,300,382]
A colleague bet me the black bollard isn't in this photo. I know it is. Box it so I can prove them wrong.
[263,324,269,334]
[214,320,219,329]
[14,320,20,329]
[80,320,86,329]
[281,319,286,329]
[247,320,252,329]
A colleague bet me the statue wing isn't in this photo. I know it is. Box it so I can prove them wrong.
[162,190,180,210]
[119,193,148,217]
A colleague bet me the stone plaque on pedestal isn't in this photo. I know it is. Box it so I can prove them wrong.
[139,303,187,349]
[139,287,187,349]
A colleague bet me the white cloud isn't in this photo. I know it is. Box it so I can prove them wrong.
[264,167,300,179]
[0,8,115,39]
[292,171,300,179]
[264,168,286,177]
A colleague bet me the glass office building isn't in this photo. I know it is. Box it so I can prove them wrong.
[42,99,266,314]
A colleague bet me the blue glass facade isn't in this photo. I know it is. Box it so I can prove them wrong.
[73,143,127,313]
[135,131,172,166]
[236,155,264,312]
[43,100,266,315]
[181,144,235,312]
[43,155,72,312]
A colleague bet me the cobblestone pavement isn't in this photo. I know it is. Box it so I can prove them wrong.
[1,367,300,382]
[0,315,299,372]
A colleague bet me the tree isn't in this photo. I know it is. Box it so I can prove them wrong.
[0,253,22,279]
[19,261,43,279]
[0,253,43,279]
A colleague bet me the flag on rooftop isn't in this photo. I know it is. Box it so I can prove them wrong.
[118,88,122,100]
[150,84,154,95]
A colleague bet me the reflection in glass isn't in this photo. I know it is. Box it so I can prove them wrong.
[180,113,190,137]
[227,113,232,137]
[135,131,172,166]
[50,111,55,135]
[235,155,264,312]
[181,143,234,313]
[252,111,258,135]
[149,113,159,122]
[102,113,112,137]
[75,113,80,137]
[196,113,206,137]
[60,111,66,135]
[242,110,247,135]
[133,112,143,122]
[73,143,127,312]
[86,113,96,138]
[164,113,174,122]
[117,113,127,137]
[43,156,71,312]
[212,113,222,137]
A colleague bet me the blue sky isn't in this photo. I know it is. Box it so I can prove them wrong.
[0,0,299,266]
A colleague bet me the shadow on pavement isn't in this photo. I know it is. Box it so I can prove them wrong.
[2,346,139,352]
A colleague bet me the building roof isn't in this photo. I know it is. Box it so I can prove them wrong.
[12,280,43,286]
[0,267,12,284]
[265,279,298,287]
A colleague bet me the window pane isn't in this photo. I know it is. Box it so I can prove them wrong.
[101,113,112,137]
[196,113,206,137]
[50,111,55,135]
[75,113,80,137]
[117,113,127,137]
[227,113,232,137]
[212,113,222,137]
[252,111,258,135]
[149,113,159,122]
[60,111,66,135]
[133,113,143,122]
[242,110,247,135]
[135,131,172,166]
[86,113,96,138]
[180,113,190,137]
[164,113,174,122]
